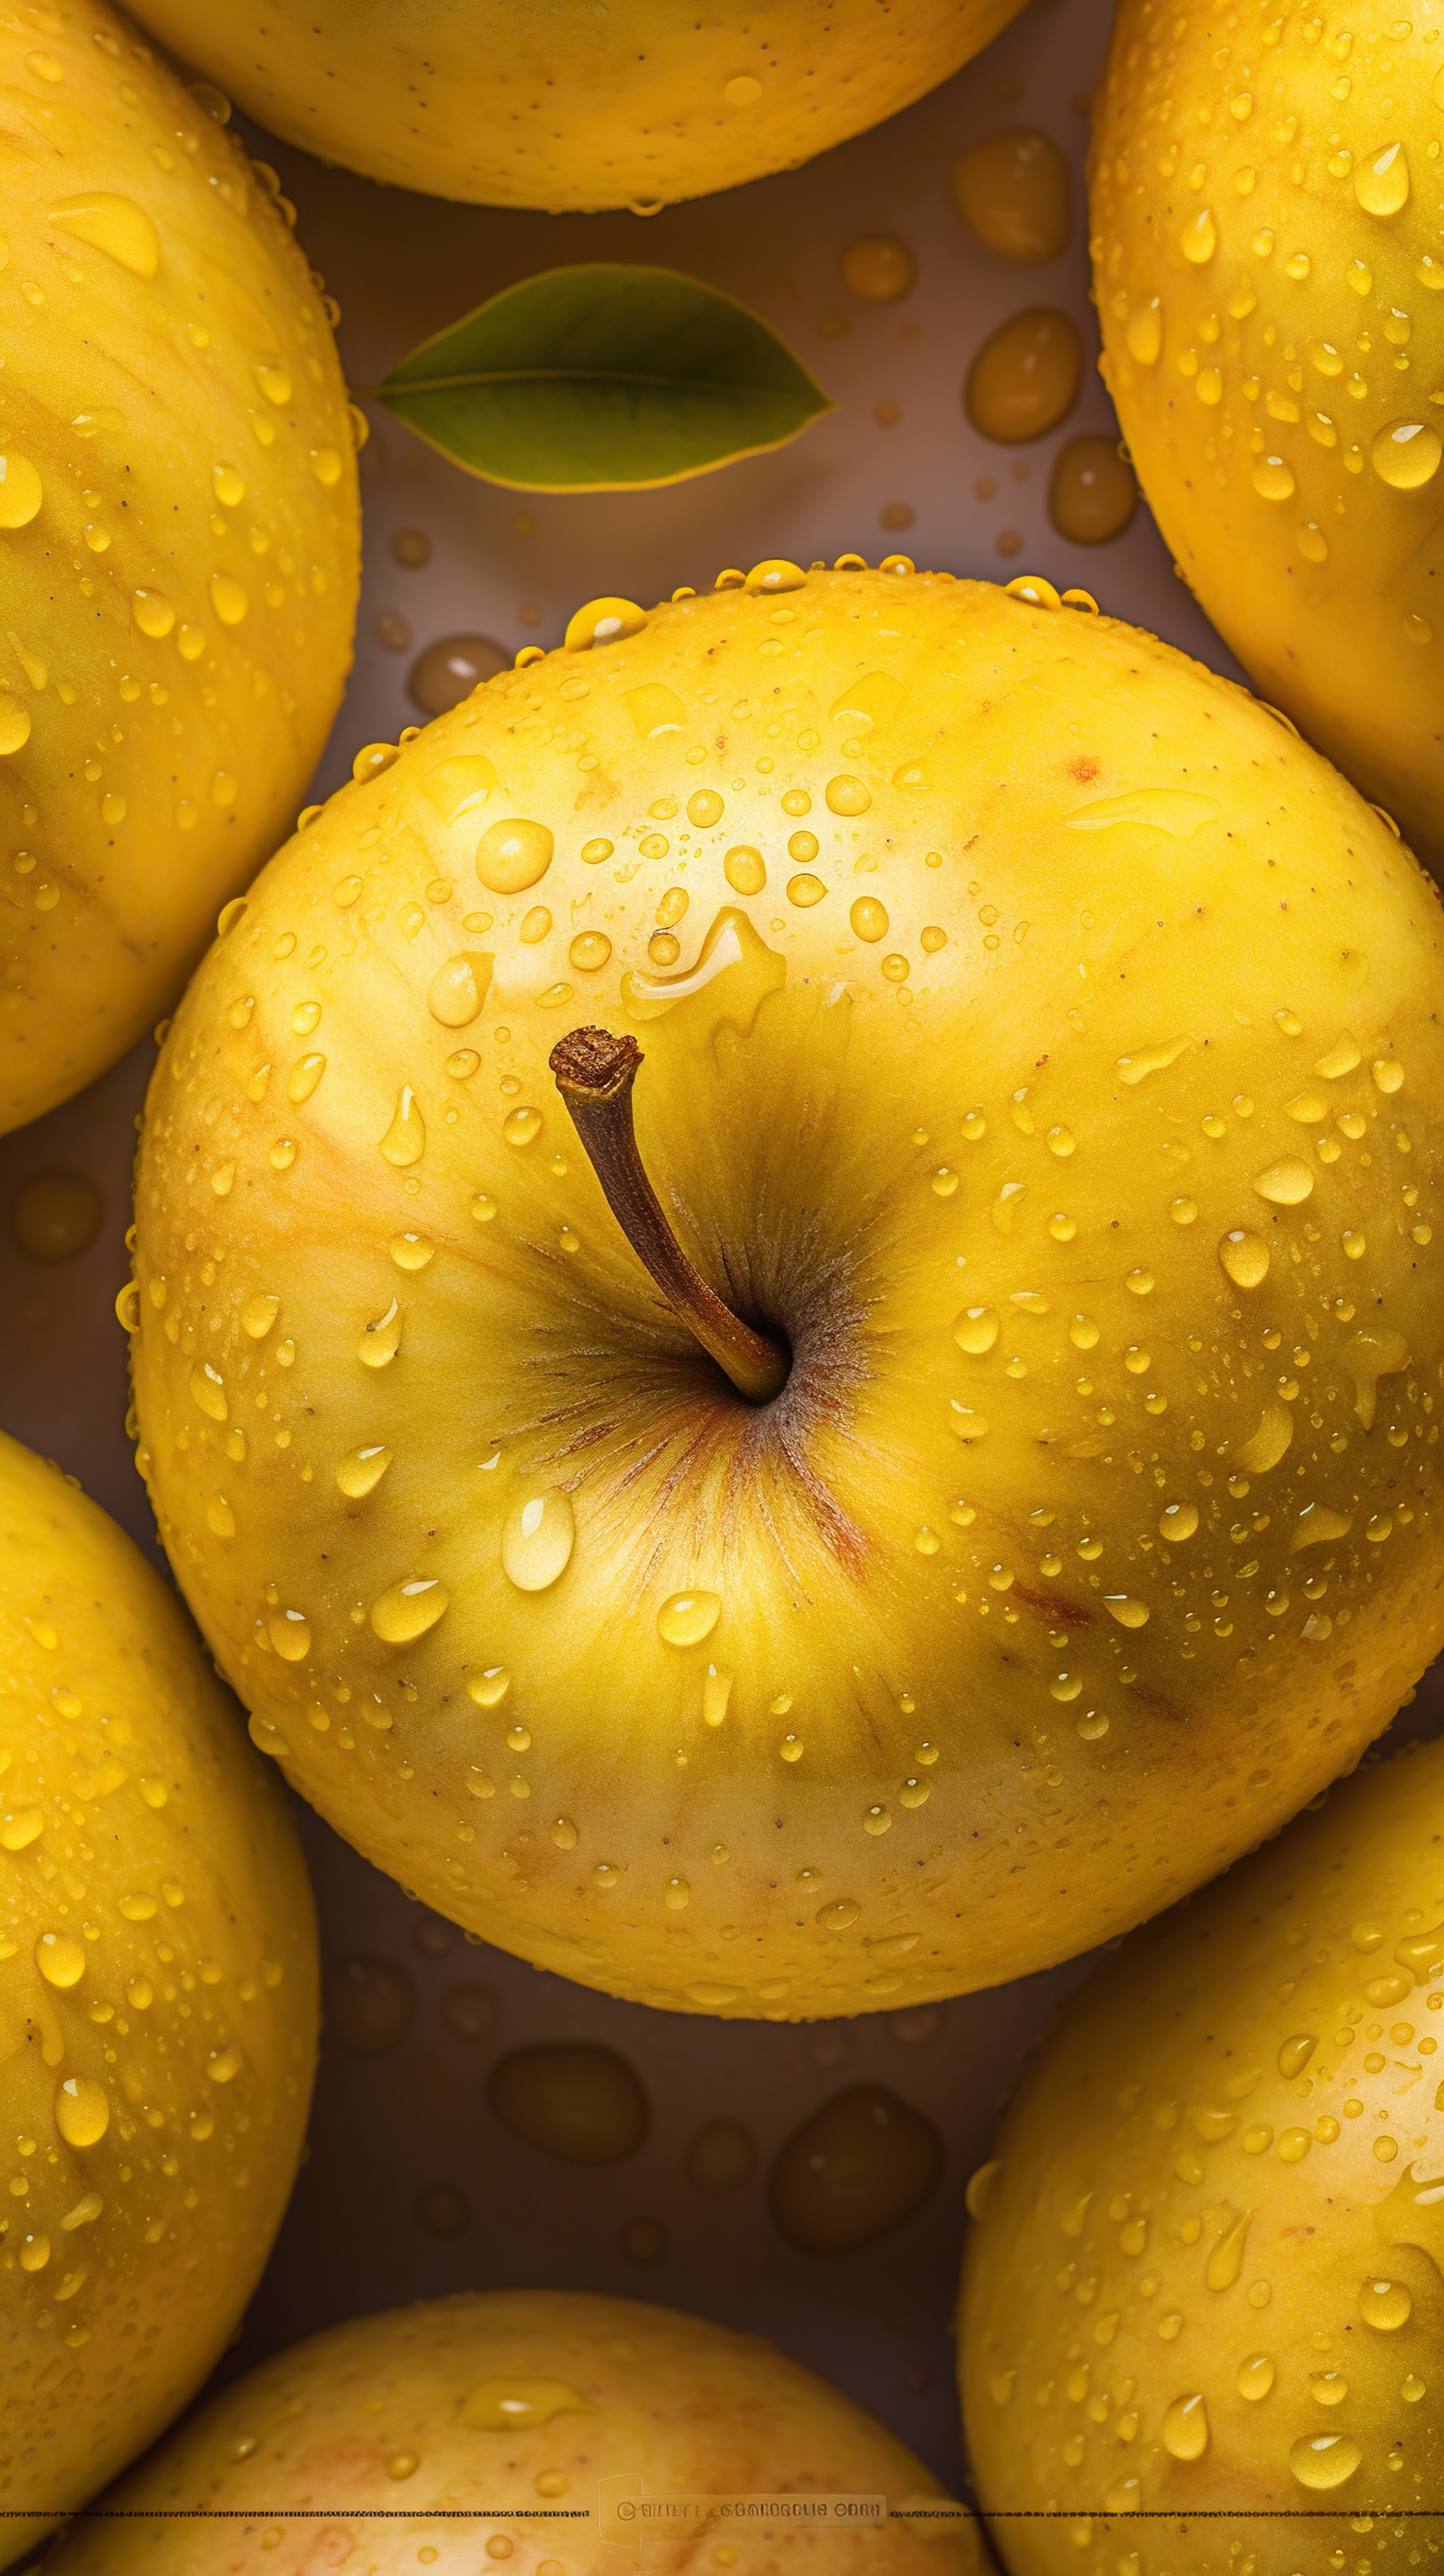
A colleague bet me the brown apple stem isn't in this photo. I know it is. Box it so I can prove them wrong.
[549,1025,789,1405]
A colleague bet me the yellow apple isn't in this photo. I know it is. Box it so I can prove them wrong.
[958,1731,1444,2570]
[0,1429,316,2569]
[125,559,1444,2023]
[1090,0,1444,862]
[0,0,360,1137]
[41,2287,980,2572]
[120,0,1026,212]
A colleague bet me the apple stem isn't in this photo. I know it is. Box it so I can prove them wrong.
[549,1025,789,1405]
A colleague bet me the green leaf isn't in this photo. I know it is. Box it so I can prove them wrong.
[372,263,834,493]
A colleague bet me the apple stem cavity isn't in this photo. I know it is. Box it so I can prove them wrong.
[549,1024,789,1405]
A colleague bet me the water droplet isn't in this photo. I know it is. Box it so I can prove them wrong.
[209,571,248,626]
[357,1299,401,1368]
[1159,1501,1198,1543]
[53,2076,109,2149]
[486,2044,647,2161]
[189,1362,227,1421]
[10,1172,100,1264]
[503,1105,543,1150]
[420,754,498,825]
[1356,140,1409,216]
[1068,792,1218,841]
[685,2119,757,2192]
[502,1490,575,1592]
[1205,2209,1251,2290]
[49,191,159,277]
[564,597,647,652]
[1181,207,1217,262]
[476,817,554,897]
[379,1086,425,1167]
[1237,2353,1275,2401]
[0,452,43,529]
[966,306,1082,439]
[1252,455,1297,501]
[1341,1325,1409,1430]
[268,1609,310,1662]
[428,953,493,1028]
[951,128,1070,263]
[849,897,890,942]
[1289,2432,1362,2490]
[953,1306,999,1355]
[1219,1229,1270,1287]
[367,1577,448,1646]
[408,634,507,717]
[770,2086,941,2252]
[132,587,176,639]
[460,2376,595,2434]
[1372,418,1442,490]
[35,1933,86,1989]
[657,1591,721,1646]
[336,1445,392,1500]
[1162,2393,1210,2460]
[816,1899,861,1931]
[568,931,612,973]
[1104,1594,1150,1629]
[1277,2033,1317,2078]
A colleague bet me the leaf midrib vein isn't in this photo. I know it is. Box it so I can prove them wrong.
[381,366,798,396]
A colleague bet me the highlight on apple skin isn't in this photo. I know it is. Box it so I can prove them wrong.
[0,1431,318,2570]
[40,2287,983,2574]
[120,0,1028,213]
[958,1731,1444,2572]
[125,558,1444,2021]
[0,0,360,1137]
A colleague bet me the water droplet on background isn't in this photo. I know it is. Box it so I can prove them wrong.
[769,2086,941,2253]
[501,1490,575,1592]
[486,2044,648,2163]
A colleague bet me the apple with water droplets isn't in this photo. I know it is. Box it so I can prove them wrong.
[42,2287,980,2572]
[1091,0,1444,861]
[960,1731,1444,2567]
[0,1430,316,2569]
[127,561,1444,2019]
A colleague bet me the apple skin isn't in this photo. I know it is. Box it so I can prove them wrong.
[0,1431,317,2570]
[958,1732,1444,2570]
[0,0,359,1137]
[127,565,1444,2022]
[1090,0,1444,863]
[120,0,1025,212]
[40,2287,980,2575]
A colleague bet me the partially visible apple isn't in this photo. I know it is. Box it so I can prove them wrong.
[1091,0,1444,860]
[0,1431,316,2570]
[127,560,1444,2021]
[122,0,1026,212]
[959,1732,1444,2568]
[41,2287,980,2573]
[0,0,358,1135]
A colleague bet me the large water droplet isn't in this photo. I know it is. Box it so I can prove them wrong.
[502,1490,575,1592]
[1180,207,1217,262]
[1067,790,1218,839]
[428,953,493,1028]
[0,452,43,529]
[658,1591,721,1646]
[486,2043,647,2160]
[563,597,647,652]
[1360,2277,1413,2332]
[1341,1324,1410,1431]
[268,1609,311,1662]
[1161,2393,1210,2460]
[459,2377,596,2432]
[770,2086,941,2252]
[1372,418,1442,490]
[1237,2353,1275,2401]
[370,1578,449,1644]
[1234,1403,1293,1474]
[953,1306,999,1355]
[379,1086,425,1167]
[35,1933,86,1989]
[1125,299,1163,364]
[1104,1594,1149,1629]
[48,191,159,277]
[1356,140,1409,217]
[476,817,554,895]
[53,2076,110,2148]
[1289,2432,1362,2490]
[358,1299,402,1368]
[1159,1501,1198,1541]
[1219,1229,1270,1288]
[420,754,497,823]
[189,1362,227,1421]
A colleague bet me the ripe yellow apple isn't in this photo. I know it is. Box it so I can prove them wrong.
[126,561,1444,2023]
[1090,0,1444,862]
[0,0,359,1137]
[42,2287,979,2572]
[0,1430,317,2569]
[120,0,1026,212]
[958,1732,1444,2568]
